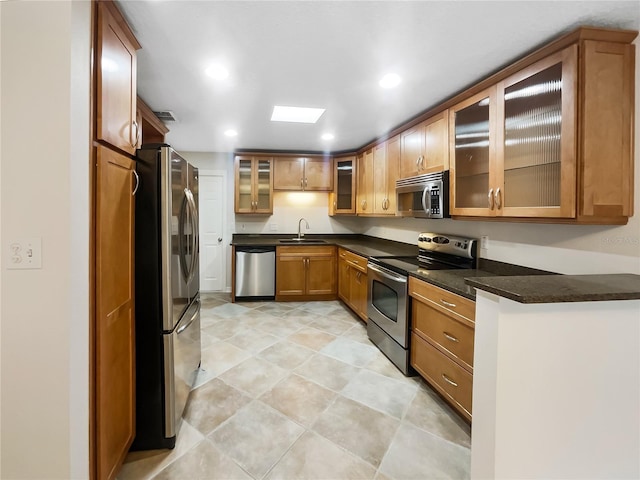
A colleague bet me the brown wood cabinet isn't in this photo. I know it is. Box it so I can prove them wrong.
[273,156,333,191]
[356,150,373,214]
[329,155,357,215]
[92,2,140,479]
[137,96,169,145]
[450,32,636,224]
[399,111,449,179]
[276,246,337,301]
[371,137,399,215]
[234,155,274,214]
[409,277,475,422]
[337,248,368,321]
[96,1,140,155]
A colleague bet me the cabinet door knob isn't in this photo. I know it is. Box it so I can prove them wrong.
[132,170,140,196]
[488,188,495,210]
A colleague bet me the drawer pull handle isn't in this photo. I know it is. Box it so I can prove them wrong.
[440,299,457,308]
[442,374,458,387]
[443,332,459,343]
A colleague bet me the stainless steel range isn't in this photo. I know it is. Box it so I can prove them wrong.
[367,233,477,375]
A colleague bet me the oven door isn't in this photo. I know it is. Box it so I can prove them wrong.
[367,262,409,348]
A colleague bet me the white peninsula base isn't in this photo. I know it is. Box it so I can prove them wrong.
[471,290,640,479]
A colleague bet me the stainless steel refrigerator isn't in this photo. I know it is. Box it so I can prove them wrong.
[132,144,201,450]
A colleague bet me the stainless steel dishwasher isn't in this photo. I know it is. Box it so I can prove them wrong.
[235,246,276,300]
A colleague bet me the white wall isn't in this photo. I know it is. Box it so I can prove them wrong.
[0,2,90,478]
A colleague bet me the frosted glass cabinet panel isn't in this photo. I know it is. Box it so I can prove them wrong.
[234,156,273,214]
[499,45,577,217]
[450,46,577,219]
[450,88,496,216]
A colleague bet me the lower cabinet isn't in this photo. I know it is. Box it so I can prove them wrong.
[409,277,475,422]
[276,246,337,301]
[337,248,368,321]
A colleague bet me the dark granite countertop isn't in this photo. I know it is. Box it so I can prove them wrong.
[466,274,640,303]
[232,234,418,257]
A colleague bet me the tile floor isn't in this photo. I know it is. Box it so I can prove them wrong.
[119,293,471,480]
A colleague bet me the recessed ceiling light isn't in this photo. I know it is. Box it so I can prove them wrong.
[321,133,334,141]
[271,106,325,123]
[224,129,238,137]
[206,64,229,80]
[379,73,401,89]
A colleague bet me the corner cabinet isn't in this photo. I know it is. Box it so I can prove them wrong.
[450,34,635,224]
[234,155,273,214]
[329,155,357,215]
[276,246,337,301]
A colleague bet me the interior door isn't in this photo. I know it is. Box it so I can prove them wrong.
[199,172,225,291]
[95,145,135,480]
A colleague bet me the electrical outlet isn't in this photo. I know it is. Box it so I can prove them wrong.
[270,223,278,231]
[7,237,42,269]
[480,235,489,251]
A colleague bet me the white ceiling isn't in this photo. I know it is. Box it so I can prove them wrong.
[118,1,640,154]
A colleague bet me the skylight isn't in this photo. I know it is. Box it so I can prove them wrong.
[270,106,325,123]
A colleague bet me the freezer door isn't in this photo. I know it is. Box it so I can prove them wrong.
[163,296,201,439]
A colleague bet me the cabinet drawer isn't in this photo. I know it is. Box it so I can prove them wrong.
[412,300,474,371]
[409,277,475,326]
[411,332,472,421]
[338,248,367,273]
[277,245,336,257]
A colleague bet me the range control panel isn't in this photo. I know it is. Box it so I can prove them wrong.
[418,233,476,259]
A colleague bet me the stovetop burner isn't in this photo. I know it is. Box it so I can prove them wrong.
[368,233,478,276]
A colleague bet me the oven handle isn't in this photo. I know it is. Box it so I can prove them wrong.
[367,262,408,283]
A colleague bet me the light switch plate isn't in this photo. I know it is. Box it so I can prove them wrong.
[7,237,42,269]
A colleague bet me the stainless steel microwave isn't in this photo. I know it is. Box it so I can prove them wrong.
[395,171,450,218]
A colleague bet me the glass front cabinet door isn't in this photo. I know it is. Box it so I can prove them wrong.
[450,45,577,219]
[234,155,273,214]
[330,155,356,215]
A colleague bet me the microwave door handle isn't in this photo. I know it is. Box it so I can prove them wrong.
[422,185,432,217]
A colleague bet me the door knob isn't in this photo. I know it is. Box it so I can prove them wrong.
[218,237,223,242]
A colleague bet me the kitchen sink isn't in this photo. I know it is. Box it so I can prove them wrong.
[278,238,327,244]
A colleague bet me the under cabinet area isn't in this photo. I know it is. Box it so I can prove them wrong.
[273,155,333,191]
[409,277,475,422]
[337,248,368,321]
[276,246,337,301]
[234,155,273,214]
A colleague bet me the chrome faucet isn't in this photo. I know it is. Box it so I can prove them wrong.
[297,217,309,239]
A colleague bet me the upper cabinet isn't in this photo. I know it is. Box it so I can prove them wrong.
[450,33,635,224]
[137,96,170,145]
[356,138,399,216]
[273,156,333,191]
[356,149,374,214]
[96,1,141,155]
[234,155,273,214]
[329,155,357,215]
[400,111,449,179]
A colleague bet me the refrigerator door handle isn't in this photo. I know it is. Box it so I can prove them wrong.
[184,188,199,285]
[178,195,190,281]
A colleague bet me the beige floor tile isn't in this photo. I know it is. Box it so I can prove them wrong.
[207,302,254,318]
[265,431,376,480]
[183,378,252,436]
[313,396,400,468]
[364,353,411,381]
[301,301,344,315]
[260,374,336,426]
[255,302,296,317]
[256,316,306,337]
[218,356,289,398]
[153,439,252,480]
[280,308,323,324]
[341,322,371,345]
[226,328,280,353]
[287,326,336,351]
[258,340,315,370]
[320,337,380,367]
[118,421,204,480]
[403,386,471,448]
[294,352,360,391]
[195,341,252,388]
[202,317,247,340]
[209,401,304,479]
[379,422,470,480]
[341,369,418,418]
[308,316,356,335]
